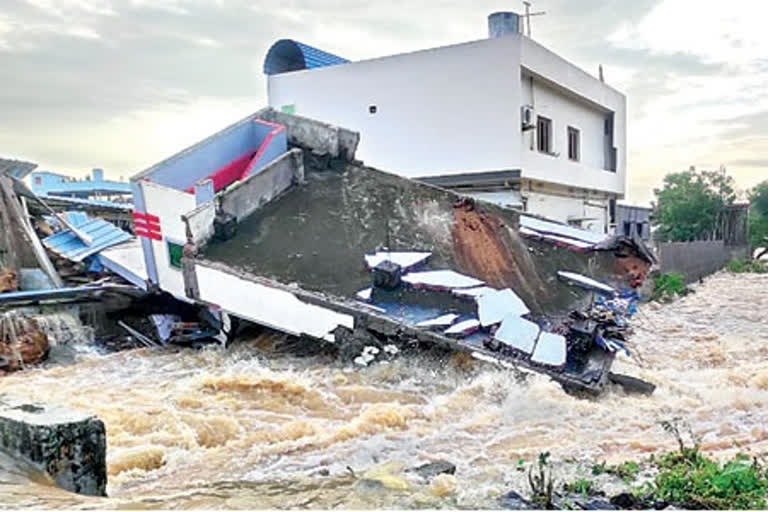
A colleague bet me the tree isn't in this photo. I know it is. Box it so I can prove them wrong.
[652,168,736,242]
[749,180,768,259]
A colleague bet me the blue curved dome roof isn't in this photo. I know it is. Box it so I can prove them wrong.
[264,39,349,75]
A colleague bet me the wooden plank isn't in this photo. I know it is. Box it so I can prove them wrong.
[0,177,63,288]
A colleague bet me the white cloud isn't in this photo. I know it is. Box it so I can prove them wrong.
[610,0,768,68]
[609,0,768,203]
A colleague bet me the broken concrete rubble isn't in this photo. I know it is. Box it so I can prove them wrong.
[0,312,49,373]
[476,288,530,327]
[0,394,107,496]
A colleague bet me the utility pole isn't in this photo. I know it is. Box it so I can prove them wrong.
[522,1,546,37]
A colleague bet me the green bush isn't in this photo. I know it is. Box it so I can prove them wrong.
[652,272,687,301]
[651,452,767,509]
[727,259,748,272]
[727,259,767,274]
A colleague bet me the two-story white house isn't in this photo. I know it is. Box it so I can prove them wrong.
[264,12,626,234]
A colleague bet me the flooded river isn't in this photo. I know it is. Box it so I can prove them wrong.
[1,272,768,509]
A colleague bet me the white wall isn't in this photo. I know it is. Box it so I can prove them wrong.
[467,190,523,208]
[195,264,354,340]
[523,189,608,234]
[140,181,197,300]
[520,36,626,196]
[268,38,522,178]
[267,33,626,197]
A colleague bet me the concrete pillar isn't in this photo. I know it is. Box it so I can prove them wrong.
[0,394,107,496]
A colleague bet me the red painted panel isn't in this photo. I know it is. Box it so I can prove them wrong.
[185,151,256,194]
[242,125,285,180]
[132,211,160,224]
[135,228,162,241]
[134,219,161,232]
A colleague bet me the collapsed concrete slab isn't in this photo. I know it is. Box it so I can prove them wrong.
[135,108,652,394]
[0,394,107,496]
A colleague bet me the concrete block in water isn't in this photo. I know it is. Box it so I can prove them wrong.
[0,394,107,496]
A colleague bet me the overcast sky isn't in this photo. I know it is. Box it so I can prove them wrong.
[1,0,766,204]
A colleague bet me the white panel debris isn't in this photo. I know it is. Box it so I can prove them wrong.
[519,227,595,250]
[494,314,540,354]
[364,251,431,270]
[476,288,530,327]
[402,270,484,290]
[195,264,354,340]
[416,313,460,328]
[356,287,373,301]
[444,318,481,336]
[557,271,615,294]
[452,286,497,298]
[97,240,148,290]
[520,215,606,245]
[531,332,567,367]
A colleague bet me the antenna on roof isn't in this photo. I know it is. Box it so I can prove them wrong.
[522,1,546,37]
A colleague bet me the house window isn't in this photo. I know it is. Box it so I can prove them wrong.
[167,240,184,269]
[567,126,580,161]
[537,116,552,153]
[623,222,632,237]
[34,176,42,185]
[369,105,377,114]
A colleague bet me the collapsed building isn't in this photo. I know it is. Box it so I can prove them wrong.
[124,109,654,394]
[0,112,654,393]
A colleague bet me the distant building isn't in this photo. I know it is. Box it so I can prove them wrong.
[29,168,131,202]
[616,204,652,242]
[264,11,626,234]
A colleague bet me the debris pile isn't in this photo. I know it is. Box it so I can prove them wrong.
[0,267,17,293]
[0,312,49,373]
[351,248,632,380]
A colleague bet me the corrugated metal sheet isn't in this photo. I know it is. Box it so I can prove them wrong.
[0,157,37,179]
[39,194,133,210]
[0,284,143,308]
[98,239,148,290]
[294,40,348,69]
[264,39,348,75]
[64,211,90,228]
[43,215,133,262]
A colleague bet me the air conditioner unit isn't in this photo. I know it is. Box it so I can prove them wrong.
[521,105,535,130]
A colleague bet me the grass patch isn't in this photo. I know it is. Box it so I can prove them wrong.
[591,461,640,483]
[652,272,687,301]
[564,478,594,496]
[614,461,641,482]
[624,419,768,509]
[727,259,767,274]
[648,451,767,509]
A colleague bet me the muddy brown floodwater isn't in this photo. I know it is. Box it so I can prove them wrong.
[1,271,767,509]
